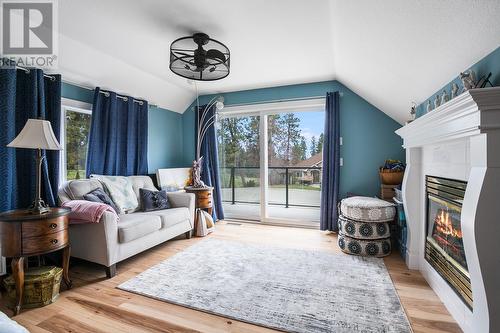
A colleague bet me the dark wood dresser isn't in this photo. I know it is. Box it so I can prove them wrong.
[0,208,72,315]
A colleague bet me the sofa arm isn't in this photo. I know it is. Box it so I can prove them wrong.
[69,211,119,267]
[168,192,195,226]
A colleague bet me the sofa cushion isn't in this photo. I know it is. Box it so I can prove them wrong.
[91,175,139,214]
[129,176,157,199]
[149,208,191,228]
[59,179,103,202]
[118,214,162,243]
[140,188,171,212]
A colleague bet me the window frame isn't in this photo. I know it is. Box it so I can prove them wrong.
[60,104,92,184]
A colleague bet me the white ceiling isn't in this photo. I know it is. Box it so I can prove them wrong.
[57,0,500,123]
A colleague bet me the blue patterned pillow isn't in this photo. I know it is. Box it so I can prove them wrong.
[140,188,170,211]
[83,188,119,214]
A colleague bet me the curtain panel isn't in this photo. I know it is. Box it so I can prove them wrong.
[197,105,224,221]
[86,87,148,177]
[0,68,61,212]
[320,91,341,231]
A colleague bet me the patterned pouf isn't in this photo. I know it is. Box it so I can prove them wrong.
[338,196,395,257]
[338,233,392,257]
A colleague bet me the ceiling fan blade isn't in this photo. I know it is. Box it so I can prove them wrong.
[206,49,226,63]
[173,51,193,58]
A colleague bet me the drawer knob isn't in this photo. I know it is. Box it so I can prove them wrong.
[49,223,57,229]
[50,239,58,245]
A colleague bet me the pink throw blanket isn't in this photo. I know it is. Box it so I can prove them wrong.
[62,200,119,224]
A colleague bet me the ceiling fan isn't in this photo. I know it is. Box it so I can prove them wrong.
[170,32,230,81]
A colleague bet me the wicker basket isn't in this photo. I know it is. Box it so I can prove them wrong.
[379,170,404,185]
[4,266,62,310]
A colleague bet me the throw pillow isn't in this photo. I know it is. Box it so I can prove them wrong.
[140,188,170,211]
[83,188,119,214]
[90,175,139,214]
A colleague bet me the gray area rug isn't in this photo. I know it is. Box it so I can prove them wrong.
[118,238,411,333]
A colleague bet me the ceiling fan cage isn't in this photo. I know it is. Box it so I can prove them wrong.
[170,33,230,81]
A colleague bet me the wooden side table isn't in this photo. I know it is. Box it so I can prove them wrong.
[0,208,72,315]
[184,186,213,234]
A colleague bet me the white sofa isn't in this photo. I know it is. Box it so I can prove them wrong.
[58,176,194,277]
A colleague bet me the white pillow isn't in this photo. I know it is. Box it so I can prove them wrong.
[0,311,29,333]
[90,175,139,214]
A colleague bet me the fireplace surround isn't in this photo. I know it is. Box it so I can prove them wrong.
[396,87,500,333]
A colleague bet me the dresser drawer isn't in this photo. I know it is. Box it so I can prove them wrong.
[22,230,68,255]
[197,197,212,208]
[197,191,212,199]
[22,217,68,238]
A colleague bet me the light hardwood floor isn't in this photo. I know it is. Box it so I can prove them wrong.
[3,222,462,333]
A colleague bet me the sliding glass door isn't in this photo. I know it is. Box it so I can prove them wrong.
[218,114,261,220]
[217,99,325,226]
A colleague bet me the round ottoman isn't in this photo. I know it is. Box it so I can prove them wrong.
[338,232,392,257]
[340,196,395,222]
[337,196,395,257]
[338,215,390,239]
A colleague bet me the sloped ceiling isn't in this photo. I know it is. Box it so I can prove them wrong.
[58,0,500,123]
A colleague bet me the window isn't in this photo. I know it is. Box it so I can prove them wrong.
[61,106,92,182]
[216,98,325,225]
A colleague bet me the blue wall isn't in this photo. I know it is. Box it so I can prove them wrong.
[182,80,405,198]
[61,83,185,173]
[416,46,500,117]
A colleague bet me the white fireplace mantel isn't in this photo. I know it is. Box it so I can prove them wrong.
[396,86,500,333]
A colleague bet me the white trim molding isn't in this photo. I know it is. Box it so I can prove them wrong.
[396,87,500,333]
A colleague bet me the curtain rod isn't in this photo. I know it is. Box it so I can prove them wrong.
[63,80,151,106]
[220,94,341,109]
[12,66,152,106]
[14,64,56,81]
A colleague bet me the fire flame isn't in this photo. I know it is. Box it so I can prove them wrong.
[435,209,462,238]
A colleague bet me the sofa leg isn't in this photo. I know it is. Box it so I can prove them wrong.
[185,230,193,239]
[105,264,116,278]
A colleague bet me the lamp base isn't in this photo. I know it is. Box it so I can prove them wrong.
[28,199,50,215]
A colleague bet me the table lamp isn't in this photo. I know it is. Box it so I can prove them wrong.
[7,119,62,214]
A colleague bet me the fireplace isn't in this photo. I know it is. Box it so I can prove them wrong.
[425,176,472,309]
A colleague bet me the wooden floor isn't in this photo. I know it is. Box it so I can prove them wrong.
[3,222,462,333]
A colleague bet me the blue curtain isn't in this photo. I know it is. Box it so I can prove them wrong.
[198,105,224,221]
[0,68,61,213]
[86,87,148,177]
[320,92,340,231]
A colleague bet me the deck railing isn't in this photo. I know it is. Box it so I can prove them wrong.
[220,166,322,208]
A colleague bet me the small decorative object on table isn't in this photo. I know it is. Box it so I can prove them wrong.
[451,83,460,98]
[191,157,206,188]
[426,100,432,113]
[407,102,416,123]
[0,208,72,315]
[440,89,449,105]
[191,96,225,188]
[433,94,441,109]
[460,70,477,93]
[184,186,214,236]
[475,72,493,88]
[337,196,396,257]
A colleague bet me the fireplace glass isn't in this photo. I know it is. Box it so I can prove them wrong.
[427,195,467,270]
[425,176,472,309]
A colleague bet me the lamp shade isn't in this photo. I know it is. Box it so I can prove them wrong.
[7,119,62,150]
